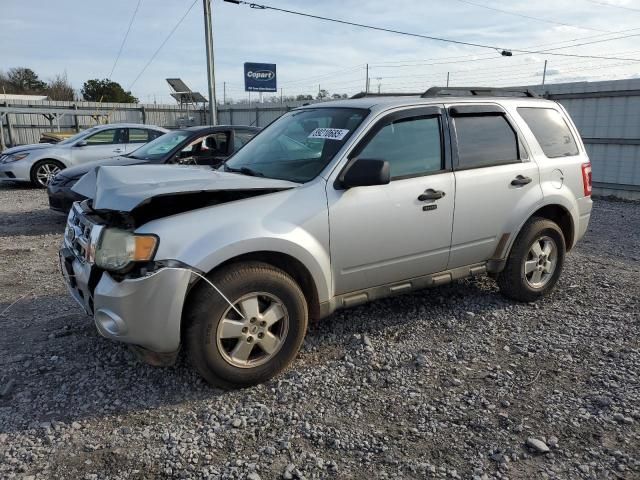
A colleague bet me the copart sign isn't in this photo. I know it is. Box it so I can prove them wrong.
[244,62,277,92]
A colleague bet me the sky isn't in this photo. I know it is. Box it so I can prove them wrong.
[1,0,640,104]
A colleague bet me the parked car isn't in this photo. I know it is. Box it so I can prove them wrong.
[0,123,167,187]
[60,87,593,388]
[47,125,260,212]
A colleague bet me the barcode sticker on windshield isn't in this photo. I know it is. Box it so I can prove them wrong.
[308,128,350,141]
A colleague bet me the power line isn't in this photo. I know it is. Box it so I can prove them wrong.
[108,0,143,79]
[225,1,640,62]
[452,0,611,32]
[128,0,199,90]
[583,0,640,12]
[371,26,640,67]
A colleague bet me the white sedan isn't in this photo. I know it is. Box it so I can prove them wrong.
[0,123,167,187]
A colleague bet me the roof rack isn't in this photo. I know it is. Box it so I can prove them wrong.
[350,91,423,99]
[422,87,539,98]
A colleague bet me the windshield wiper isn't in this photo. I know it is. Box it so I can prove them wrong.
[225,165,265,177]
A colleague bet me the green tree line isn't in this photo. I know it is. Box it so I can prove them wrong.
[0,67,138,103]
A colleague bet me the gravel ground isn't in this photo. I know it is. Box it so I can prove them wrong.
[0,184,638,480]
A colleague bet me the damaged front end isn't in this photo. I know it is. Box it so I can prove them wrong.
[60,164,298,363]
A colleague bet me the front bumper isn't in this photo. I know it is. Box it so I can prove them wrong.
[60,247,192,355]
[48,182,86,213]
[0,161,30,182]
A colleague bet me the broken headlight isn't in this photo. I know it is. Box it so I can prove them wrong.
[94,228,158,271]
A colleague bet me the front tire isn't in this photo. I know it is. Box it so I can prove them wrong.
[497,217,566,302]
[30,159,64,188]
[184,262,308,388]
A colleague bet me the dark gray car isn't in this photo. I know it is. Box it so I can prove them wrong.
[48,125,260,212]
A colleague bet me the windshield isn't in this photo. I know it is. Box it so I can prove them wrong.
[127,130,190,160]
[224,108,368,182]
[58,127,102,145]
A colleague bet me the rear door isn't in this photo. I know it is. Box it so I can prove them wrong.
[447,104,543,268]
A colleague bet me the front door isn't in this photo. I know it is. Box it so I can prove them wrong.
[328,107,455,295]
[72,127,127,164]
[446,104,543,268]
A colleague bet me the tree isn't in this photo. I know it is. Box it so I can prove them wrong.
[81,78,138,103]
[295,94,313,101]
[2,67,47,94]
[316,89,329,100]
[47,73,74,101]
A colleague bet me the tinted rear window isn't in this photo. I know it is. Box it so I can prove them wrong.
[518,107,579,158]
[453,115,519,169]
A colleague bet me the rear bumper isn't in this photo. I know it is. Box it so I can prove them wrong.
[60,248,192,354]
[575,196,593,245]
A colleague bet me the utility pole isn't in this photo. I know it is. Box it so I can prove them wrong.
[446,72,450,87]
[280,87,283,104]
[365,64,369,93]
[223,81,226,105]
[318,84,321,99]
[542,60,548,87]
[203,0,218,125]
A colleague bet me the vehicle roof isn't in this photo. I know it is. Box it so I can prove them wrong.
[302,95,558,113]
[182,125,261,132]
[89,123,168,131]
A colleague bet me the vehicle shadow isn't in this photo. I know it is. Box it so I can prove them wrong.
[0,209,66,237]
[0,277,512,434]
[0,182,37,192]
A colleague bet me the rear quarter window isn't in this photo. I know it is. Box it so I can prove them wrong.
[517,107,579,158]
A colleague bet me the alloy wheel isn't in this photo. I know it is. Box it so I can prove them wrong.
[36,163,61,187]
[216,292,289,368]
[523,235,557,288]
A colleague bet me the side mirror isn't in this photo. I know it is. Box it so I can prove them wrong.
[340,158,390,189]
[75,140,88,147]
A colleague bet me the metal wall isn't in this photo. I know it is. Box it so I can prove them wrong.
[0,99,205,147]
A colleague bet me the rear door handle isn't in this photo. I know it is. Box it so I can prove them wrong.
[418,189,445,201]
[113,148,123,153]
[511,175,532,186]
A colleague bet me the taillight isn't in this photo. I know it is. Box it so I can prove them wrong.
[581,162,592,196]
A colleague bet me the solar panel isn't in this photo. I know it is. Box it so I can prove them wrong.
[166,78,192,94]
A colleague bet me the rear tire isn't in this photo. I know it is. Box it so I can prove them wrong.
[30,159,64,188]
[497,217,566,302]
[184,261,308,388]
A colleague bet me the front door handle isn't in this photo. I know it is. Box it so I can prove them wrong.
[511,175,532,186]
[418,189,445,201]
[113,148,123,153]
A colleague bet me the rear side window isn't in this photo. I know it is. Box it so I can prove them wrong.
[358,116,442,178]
[518,107,579,158]
[128,128,151,144]
[453,115,519,169]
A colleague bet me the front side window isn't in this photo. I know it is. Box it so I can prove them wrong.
[358,116,442,179]
[224,108,368,182]
[85,128,125,146]
[453,115,519,169]
[518,107,579,158]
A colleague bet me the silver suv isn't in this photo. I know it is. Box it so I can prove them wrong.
[60,87,593,387]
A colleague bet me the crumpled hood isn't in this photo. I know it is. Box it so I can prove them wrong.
[72,164,299,212]
[59,156,147,179]
[1,143,57,155]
